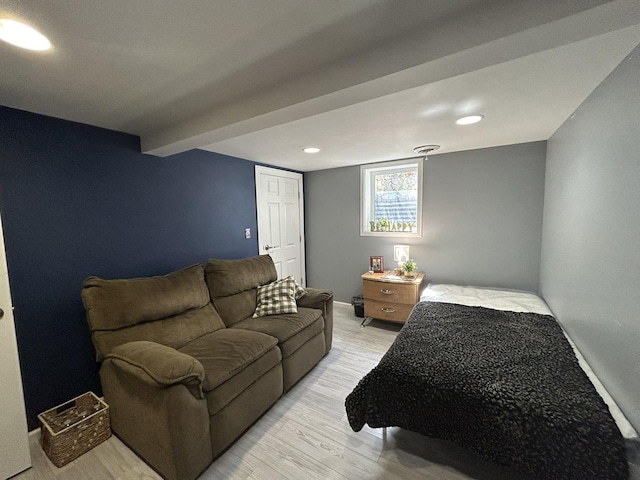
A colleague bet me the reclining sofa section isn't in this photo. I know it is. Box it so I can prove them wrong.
[81,255,333,480]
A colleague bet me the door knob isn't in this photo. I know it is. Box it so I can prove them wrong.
[264,245,280,251]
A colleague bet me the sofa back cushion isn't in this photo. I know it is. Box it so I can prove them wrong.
[82,264,226,361]
[205,255,277,326]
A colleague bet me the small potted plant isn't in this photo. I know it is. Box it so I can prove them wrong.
[402,259,417,277]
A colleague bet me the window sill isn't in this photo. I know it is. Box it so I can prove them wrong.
[360,231,422,238]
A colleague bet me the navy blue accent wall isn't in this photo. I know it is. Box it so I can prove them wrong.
[0,106,259,429]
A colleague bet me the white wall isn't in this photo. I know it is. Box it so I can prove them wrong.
[305,141,546,303]
[540,45,640,431]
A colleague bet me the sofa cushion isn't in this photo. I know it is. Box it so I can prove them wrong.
[91,303,224,362]
[178,329,278,392]
[205,255,277,298]
[211,290,257,328]
[253,277,298,318]
[178,329,282,415]
[83,265,226,361]
[83,264,211,331]
[206,347,281,416]
[232,307,324,358]
[205,255,277,326]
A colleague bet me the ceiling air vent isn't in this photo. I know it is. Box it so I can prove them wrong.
[413,145,440,156]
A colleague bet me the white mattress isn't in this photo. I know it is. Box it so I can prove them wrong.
[420,283,638,441]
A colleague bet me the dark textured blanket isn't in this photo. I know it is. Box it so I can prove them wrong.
[345,302,628,480]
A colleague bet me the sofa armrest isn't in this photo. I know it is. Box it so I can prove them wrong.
[297,288,333,354]
[296,288,332,309]
[105,340,205,399]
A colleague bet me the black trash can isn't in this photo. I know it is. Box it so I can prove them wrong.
[351,294,365,318]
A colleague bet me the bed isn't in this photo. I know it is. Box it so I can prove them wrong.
[345,284,636,480]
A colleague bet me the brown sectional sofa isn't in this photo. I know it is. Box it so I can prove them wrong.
[82,255,333,480]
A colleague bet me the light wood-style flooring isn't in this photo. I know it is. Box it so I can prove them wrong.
[14,303,540,480]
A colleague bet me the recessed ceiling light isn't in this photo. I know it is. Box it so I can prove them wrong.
[456,115,484,125]
[303,147,320,153]
[0,19,51,51]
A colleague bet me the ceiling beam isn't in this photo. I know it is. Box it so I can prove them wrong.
[142,0,639,156]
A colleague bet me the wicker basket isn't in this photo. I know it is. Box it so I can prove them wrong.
[38,391,111,467]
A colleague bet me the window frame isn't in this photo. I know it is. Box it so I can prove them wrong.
[360,157,424,238]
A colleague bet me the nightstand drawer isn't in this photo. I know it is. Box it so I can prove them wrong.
[364,299,415,323]
[363,280,417,304]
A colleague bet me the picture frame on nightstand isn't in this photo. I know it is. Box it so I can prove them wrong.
[370,256,384,273]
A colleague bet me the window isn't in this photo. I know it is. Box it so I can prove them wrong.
[360,157,423,237]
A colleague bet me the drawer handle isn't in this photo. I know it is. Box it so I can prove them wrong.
[380,289,394,295]
[381,307,396,313]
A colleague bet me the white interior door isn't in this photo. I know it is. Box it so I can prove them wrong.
[0,212,31,479]
[255,166,306,285]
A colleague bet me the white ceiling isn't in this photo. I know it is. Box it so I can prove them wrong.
[1,0,640,171]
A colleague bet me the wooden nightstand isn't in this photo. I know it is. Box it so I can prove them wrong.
[361,271,425,326]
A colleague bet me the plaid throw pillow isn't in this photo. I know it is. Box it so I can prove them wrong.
[293,277,306,300]
[253,277,298,317]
